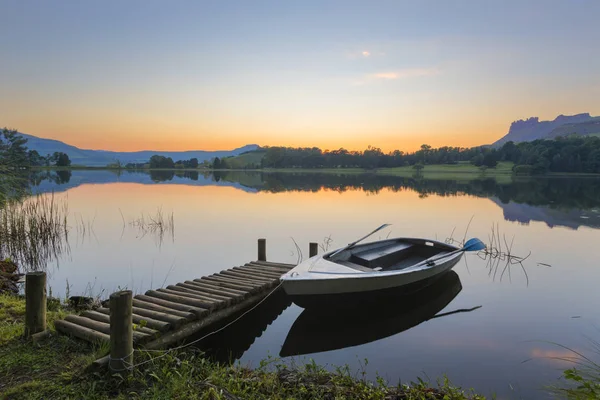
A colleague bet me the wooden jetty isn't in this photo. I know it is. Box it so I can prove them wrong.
[53,251,296,354]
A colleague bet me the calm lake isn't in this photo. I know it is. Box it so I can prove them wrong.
[23,169,600,399]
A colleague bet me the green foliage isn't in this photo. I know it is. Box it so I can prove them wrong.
[149,155,175,169]
[0,128,29,167]
[500,136,600,174]
[53,152,71,167]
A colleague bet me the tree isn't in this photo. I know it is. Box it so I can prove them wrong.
[212,157,221,169]
[0,128,28,166]
[482,152,498,168]
[53,152,71,167]
[27,150,45,166]
[149,155,174,169]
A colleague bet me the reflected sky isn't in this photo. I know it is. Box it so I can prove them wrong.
[19,171,600,399]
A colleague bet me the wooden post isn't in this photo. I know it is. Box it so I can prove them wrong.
[109,290,133,373]
[258,238,266,261]
[25,272,46,337]
[309,242,318,257]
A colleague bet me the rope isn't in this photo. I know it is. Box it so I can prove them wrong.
[108,350,135,372]
[121,281,284,370]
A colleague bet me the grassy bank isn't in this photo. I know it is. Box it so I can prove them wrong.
[0,294,487,399]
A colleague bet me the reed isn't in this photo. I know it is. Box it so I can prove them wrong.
[0,192,70,272]
[128,206,175,246]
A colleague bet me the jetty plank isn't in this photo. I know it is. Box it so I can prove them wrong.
[96,307,172,332]
[219,270,275,283]
[228,268,282,280]
[186,280,249,297]
[146,290,215,310]
[170,285,234,303]
[200,276,260,292]
[55,320,109,344]
[131,299,196,320]
[64,315,149,342]
[244,263,293,273]
[135,294,208,316]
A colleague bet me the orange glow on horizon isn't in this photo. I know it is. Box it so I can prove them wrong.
[16,125,502,153]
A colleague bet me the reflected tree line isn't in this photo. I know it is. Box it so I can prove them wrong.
[19,169,600,211]
[208,171,600,210]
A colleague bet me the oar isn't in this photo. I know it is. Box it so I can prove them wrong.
[411,238,486,269]
[329,223,391,258]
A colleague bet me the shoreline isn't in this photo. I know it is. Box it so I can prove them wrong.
[28,165,600,179]
[0,293,487,399]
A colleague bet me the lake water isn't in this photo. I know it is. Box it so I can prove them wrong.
[20,169,600,399]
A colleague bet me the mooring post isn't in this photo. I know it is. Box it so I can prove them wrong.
[309,242,318,257]
[109,290,133,373]
[25,271,47,337]
[258,238,266,261]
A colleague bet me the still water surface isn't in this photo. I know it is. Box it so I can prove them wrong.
[27,170,600,399]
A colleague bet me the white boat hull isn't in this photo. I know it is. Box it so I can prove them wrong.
[280,237,464,308]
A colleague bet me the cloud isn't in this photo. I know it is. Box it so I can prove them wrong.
[370,68,439,80]
[362,51,370,57]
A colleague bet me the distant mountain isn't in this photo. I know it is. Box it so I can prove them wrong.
[492,113,600,147]
[12,131,259,166]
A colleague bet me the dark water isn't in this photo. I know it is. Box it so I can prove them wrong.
[21,169,600,399]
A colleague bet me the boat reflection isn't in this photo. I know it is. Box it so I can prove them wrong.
[280,270,474,357]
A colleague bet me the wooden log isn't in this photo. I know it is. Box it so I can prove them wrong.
[170,285,233,302]
[201,276,260,292]
[188,280,248,297]
[157,288,226,310]
[109,290,133,373]
[234,265,283,277]
[55,319,109,344]
[219,270,274,284]
[25,272,47,337]
[250,260,295,269]
[231,267,282,280]
[31,329,52,343]
[224,268,278,281]
[309,242,318,257]
[258,238,266,261]
[81,310,159,336]
[131,299,196,320]
[239,264,289,276]
[134,294,208,317]
[164,286,225,303]
[65,315,148,342]
[98,306,172,332]
[175,283,236,300]
[131,306,186,326]
[245,262,294,273]
[146,290,214,310]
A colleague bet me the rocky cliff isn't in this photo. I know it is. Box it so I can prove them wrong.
[493,113,597,146]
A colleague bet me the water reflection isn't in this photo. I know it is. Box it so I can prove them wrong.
[194,289,292,363]
[280,271,473,357]
[22,170,600,230]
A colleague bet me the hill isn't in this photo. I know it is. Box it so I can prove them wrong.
[10,131,258,166]
[547,119,600,139]
[493,113,599,147]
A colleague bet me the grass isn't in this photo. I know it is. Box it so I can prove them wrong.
[223,150,266,169]
[0,193,70,272]
[0,294,487,399]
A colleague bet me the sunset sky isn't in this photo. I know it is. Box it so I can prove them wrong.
[1,0,599,152]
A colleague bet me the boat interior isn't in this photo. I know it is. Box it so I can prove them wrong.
[327,239,454,272]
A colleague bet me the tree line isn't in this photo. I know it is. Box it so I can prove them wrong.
[238,136,600,174]
[125,155,199,169]
[1,128,71,167]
